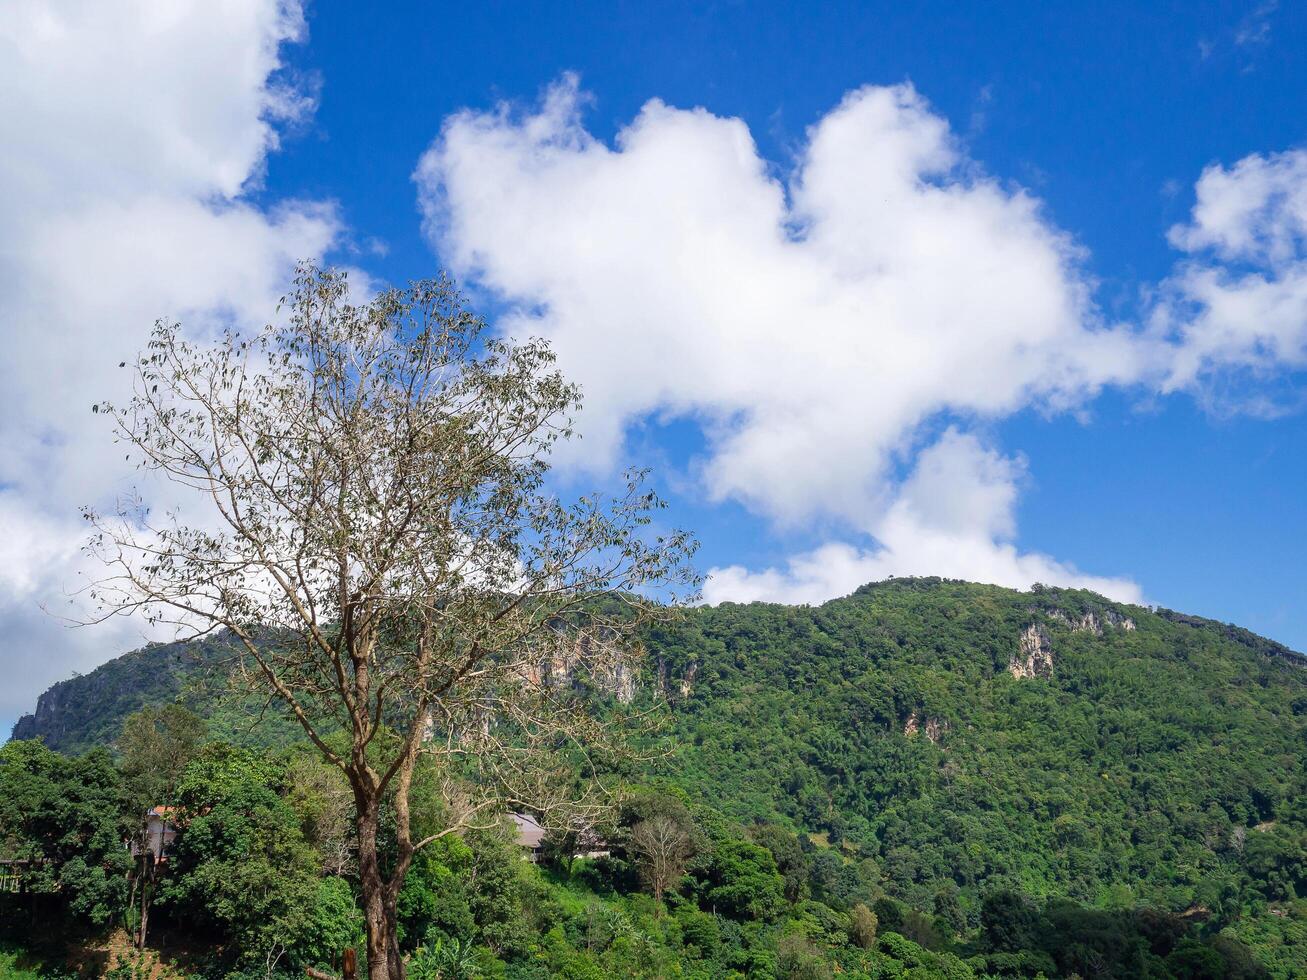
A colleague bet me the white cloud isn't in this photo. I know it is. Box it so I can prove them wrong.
[704,431,1143,606]
[0,496,159,703]
[1168,149,1307,265]
[419,78,1150,531]
[1157,149,1307,395]
[418,77,1307,609]
[417,75,1148,602]
[0,0,340,729]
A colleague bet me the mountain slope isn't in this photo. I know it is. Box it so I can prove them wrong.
[648,579,1307,918]
[11,636,222,753]
[9,633,302,754]
[11,579,1307,930]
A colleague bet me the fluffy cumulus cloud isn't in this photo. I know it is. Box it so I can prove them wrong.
[705,430,1143,605]
[417,75,1153,605]
[0,0,340,727]
[1157,148,1307,397]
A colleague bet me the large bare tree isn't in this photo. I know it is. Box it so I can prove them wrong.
[629,814,697,908]
[81,266,699,979]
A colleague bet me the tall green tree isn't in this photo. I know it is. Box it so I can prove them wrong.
[163,744,359,972]
[0,740,132,927]
[703,837,786,922]
[118,704,206,810]
[118,703,206,948]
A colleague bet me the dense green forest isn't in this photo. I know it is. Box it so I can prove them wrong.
[5,578,1306,977]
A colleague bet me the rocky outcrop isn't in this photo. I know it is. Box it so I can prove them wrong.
[605,663,636,704]
[1011,606,1135,677]
[654,656,699,700]
[903,710,949,743]
[1010,624,1055,679]
[679,662,699,698]
[11,679,77,746]
[523,640,637,704]
[1110,610,1137,631]
[1045,608,1136,634]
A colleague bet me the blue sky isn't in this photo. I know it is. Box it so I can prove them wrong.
[2,0,1306,732]
[269,0,1307,633]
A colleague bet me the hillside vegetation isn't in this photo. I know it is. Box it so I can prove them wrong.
[650,580,1307,915]
[6,578,1306,977]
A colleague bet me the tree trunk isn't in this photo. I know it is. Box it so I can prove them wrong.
[127,864,138,940]
[138,855,152,949]
[356,798,393,980]
[385,905,404,980]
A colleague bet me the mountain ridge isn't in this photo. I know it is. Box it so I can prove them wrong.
[11,577,1305,754]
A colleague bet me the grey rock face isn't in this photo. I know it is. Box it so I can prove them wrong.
[1010,623,1055,679]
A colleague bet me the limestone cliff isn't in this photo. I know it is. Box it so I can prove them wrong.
[1009,623,1055,679]
[1046,608,1136,634]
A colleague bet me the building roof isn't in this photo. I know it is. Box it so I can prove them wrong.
[509,812,546,849]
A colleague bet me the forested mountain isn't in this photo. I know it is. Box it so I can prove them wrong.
[7,578,1307,977]
[649,579,1307,914]
[9,633,301,755]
